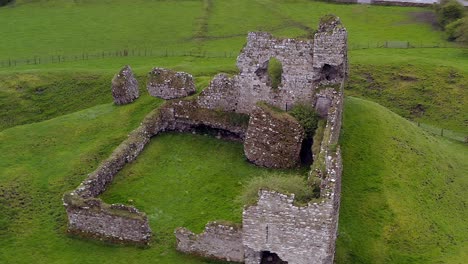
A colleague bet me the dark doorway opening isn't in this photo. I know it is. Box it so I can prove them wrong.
[261,251,288,264]
[321,64,339,81]
[300,137,313,166]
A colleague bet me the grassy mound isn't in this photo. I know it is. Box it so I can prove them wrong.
[336,97,467,264]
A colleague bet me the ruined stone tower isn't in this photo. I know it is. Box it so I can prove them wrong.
[198,15,347,116]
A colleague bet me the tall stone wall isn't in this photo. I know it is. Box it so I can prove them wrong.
[234,32,316,112]
[243,191,336,264]
[313,16,348,85]
[198,16,347,115]
[242,84,344,264]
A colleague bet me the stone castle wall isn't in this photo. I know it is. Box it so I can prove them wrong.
[198,17,347,115]
[242,79,344,264]
[178,15,347,264]
[65,14,347,263]
[63,100,249,244]
[175,222,244,263]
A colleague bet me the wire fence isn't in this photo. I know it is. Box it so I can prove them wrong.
[0,41,463,69]
[413,121,467,143]
[349,41,455,50]
[0,49,240,69]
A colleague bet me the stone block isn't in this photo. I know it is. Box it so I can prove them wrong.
[111,65,139,105]
[147,68,196,99]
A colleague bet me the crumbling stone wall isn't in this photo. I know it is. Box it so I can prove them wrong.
[197,16,347,115]
[175,222,244,263]
[243,190,336,264]
[63,100,249,244]
[198,32,316,113]
[111,65,139,105]
[313,16,348,85]
[243,84,344,264]
[64,195,151,244]
[147,68,196,100]
[244,104,304,168]
[198,73,239,112]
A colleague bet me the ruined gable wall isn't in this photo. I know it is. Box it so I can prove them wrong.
[235,32,315,113]
[197,33,316,114]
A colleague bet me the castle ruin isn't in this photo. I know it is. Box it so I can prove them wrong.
[63,15,347,264]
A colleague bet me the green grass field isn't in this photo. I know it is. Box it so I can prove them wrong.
[336,97,467,264]
[0,0,467,263]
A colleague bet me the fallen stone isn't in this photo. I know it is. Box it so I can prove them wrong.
[111,65,139,105]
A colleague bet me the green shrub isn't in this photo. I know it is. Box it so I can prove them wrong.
[268,57,283,90]
[290,103,319,139]
[238,173,314,206]
[0,0,14,7]
[436,0,465,27]
[446,17,468,43]
[311,119,326,157]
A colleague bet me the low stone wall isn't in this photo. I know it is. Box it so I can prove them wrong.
[63,100,249,245]
[175,222,244,263]
[163,100,249,140]
[64,194,151,244]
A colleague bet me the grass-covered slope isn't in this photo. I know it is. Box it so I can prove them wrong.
[346,64,468,134]
[336,97,467,264]
[0,66,219,131]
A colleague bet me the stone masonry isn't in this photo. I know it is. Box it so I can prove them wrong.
[111,65,139,105]
[66,14,347,264]
[243,191,336,264]
[198,16,347,115]
[147,68,196,99]
[244,104,304,168]
[63,99,249,244]
[178,15,347,264]
[175,222,244,263]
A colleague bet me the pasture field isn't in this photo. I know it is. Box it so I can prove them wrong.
[0,0,467,263]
